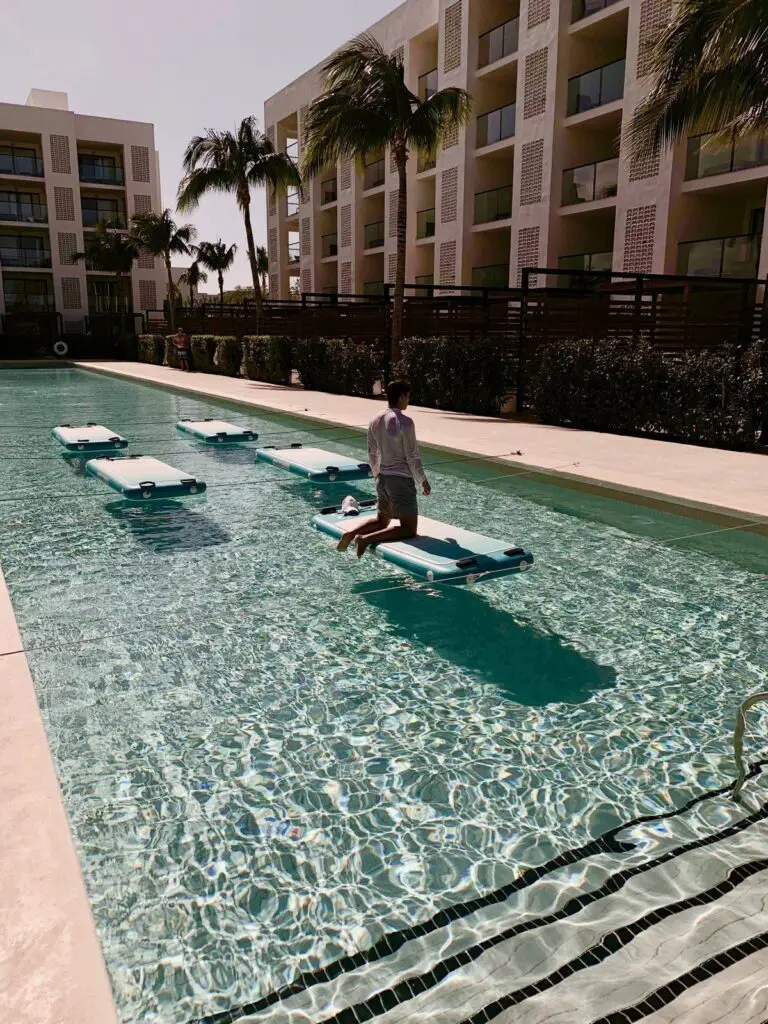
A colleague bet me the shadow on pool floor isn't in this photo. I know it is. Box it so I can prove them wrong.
[357,582,616,706]
[104,499,232,553]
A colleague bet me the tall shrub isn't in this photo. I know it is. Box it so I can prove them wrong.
[137,334,165,364]
[294,337,382,396]
[213,336,242,376]
[395,335,515,415]
[242,335,293,385]
[189,335,218,373]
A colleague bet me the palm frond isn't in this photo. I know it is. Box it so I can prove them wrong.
[131,209,197,260]
[407,87,472,155]
[195,239,238,273]
[177,166,236,211]
[302,93,393,177]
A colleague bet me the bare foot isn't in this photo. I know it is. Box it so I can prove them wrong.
[337,532,354,552]
[355,537,368,559]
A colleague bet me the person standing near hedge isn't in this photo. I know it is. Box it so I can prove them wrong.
[338,379,431,559]
[173,328,192,371]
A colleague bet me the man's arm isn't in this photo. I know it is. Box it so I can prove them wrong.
[403,420,428,489]
[367,422,381,479]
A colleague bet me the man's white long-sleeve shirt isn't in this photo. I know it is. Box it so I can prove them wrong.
[367,407,427,485]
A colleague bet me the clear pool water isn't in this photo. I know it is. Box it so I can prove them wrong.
[0,366,766,1023]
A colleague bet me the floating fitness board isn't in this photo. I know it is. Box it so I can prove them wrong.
[256,445,372,482]
[313,504,534,584]
[86,456,206,500]
[176,419,258,444]
[52,423,128,452]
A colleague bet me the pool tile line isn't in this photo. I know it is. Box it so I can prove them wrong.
[187,761,768,1024]
[300,804,768,1024]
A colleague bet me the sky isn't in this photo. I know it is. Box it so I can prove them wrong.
[0,0,397,288]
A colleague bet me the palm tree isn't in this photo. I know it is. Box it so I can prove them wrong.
[131,209,196,331]
[195,240,237,310]
[72,222,138,313]
[178,260,208,310]
[256,244,269,297]
[628,0,768,159]
[302,34,471,354]
[177,116,300,304]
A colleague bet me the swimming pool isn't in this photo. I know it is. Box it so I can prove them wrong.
[0,366,766,1023]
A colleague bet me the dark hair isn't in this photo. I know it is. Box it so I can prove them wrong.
[387,379,411,407]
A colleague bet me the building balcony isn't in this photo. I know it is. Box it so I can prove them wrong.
[478,18,519,69]
[477,103,516,149]
[559,251,613,274]
[685,133,768,181]
[677,233,761,279]
[321,177,338,204]
[285,189,300,218]
[416,208,435,239]
[418,68,438,102]
[474,185,512,224]
[567,59,625,117]
[82,206,127,229]
[321,232,338,259]
[0,199,47,224]
[562,157,619,205]
[472,264,509,288]
[571,0,621,21]
[0,245,52,268]
[0,147,44,178]
[364,220,385,249]
[78,162,125,186]
[417,152,436,174]
[287,242,300,264]
[363,157,386,191]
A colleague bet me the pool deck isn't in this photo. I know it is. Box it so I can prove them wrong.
[75,360,767,525]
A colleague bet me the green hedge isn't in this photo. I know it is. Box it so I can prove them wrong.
[163,337,182,369]
[138,334,165,364]
[394,335,515,416]
[213,336,242,376]
[242,335,293,385]
[530,338,766,447]
[294,337,383,396]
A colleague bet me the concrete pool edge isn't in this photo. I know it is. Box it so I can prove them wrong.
[72,360,768,530]
[0,571,119,1024]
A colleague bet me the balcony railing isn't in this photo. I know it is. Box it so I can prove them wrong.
[364,157,386,190]
[3,292,55,312]
[474,185,512,224]
[0,149,44,177]
[572,0,620,21]
[677,233,762,279]
[418,68,438,102]
[321,177,338,204]
[471,264,510,288]
[415,208,436,239]
[287,242,300,264]
[78,163,125,185]
[417,152,436,173]
[321,232,338,258]
[477,103,516,148]
[562,157,619,205]
[285,189,300,217]
[685,133,768,181]
[82,207,127,228]
[0,200,47,223]
[558,251,613,274]
[363,280,385,296]
[478,17,519,68]
[364,220,385,249]
[0,246,52,268]
[567,58,625,116]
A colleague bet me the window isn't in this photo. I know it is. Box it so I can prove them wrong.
[3,276,53,311]
[0,145,43,176]
[0,190,46,222]
[81,195,125,227]
[78,153,124,185]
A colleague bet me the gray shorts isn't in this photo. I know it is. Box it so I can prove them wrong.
[376,474,418,520]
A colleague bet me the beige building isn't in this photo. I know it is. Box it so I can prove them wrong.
[0,89,166,329]
[264,0,768,299]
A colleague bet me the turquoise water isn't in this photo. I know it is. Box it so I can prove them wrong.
[0,366,766,1023]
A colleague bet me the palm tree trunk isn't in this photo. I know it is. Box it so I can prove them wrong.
[241,194,263,308]
[219,270,224,311]
[165,255,176,333]
[391,148,409,363]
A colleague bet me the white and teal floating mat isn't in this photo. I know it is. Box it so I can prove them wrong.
[52,423,128,452]
[256,445,372,482]
[176,419,258,444]
[314,503,534,584]
[86,456,206,501]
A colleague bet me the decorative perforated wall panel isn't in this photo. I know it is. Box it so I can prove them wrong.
[138,249,155,270]
[139,279,157,309]
[301,217,311,256]
[340,159,352,191]
[57,232,78,265]
[340,205,352,248]
[301,267,312,293]
[439,240,456,286]
[441,166,459,223]
[61,277,82,310]
[629,143,661,181]
[300,105,309,150]
[49,134,71,174]
[527,0,550,29]
[131,145,151,182]
[443,1,463,72]
[340,261,352,294]
[53,186,75,221]
[269,189,276,216]
[637,0,673,77]
[517,226,540,285]
[623,205,656,272]
[523,48,548,119]
[520,139,544,205]
[389,190,399,239]
[266,125,276,148]
[269,227,278,263]
[442,123,459,150]
[133,194,152,214]
[270,272,278,297]
[388,253,397,283]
